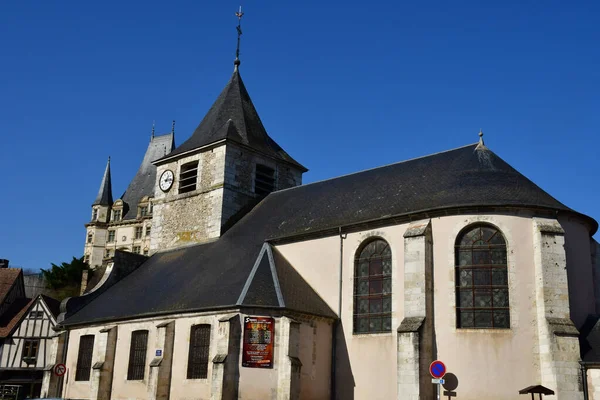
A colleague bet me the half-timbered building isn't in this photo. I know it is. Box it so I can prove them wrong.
[0,266,60,399]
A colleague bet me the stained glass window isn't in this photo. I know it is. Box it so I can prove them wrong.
[455,225,509,328]
[354,239,392,333]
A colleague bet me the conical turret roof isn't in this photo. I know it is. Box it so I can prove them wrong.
[93,158,113,206]
[158,69,306,171]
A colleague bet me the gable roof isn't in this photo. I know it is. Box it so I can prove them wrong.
[62,143,597,326]
[0,295,60,338]
[120,133,175,220]
[93,157,113,206]
[0,298,34,338]
[156,70,306,171]
[0,269,23,307]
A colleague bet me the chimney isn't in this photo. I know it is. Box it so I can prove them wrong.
[0,259,8,269]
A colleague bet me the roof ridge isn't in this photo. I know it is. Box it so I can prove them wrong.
[272,142,479,196]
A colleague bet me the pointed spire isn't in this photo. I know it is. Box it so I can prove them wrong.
[151,121,155,140]
[93,157,114,206]
[171,120,176,134]
[234,6,244,70]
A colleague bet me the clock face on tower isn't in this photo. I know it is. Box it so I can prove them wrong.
[159,170,174,192]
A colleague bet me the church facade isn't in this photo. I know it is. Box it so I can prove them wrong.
[48,46,600,400]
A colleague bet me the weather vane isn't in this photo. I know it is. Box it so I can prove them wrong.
[234,6,244,68]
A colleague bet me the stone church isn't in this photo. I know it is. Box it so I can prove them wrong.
[42,27,600,400]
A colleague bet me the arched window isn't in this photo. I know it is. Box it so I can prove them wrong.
[455,224,509,329]
[354,239,392,333]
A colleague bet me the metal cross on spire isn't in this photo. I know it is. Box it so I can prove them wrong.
[234,6,244,69]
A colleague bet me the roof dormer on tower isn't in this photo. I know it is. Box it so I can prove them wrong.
[93,157,113,206]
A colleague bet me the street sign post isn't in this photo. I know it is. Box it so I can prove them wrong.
[54,363,66,377]
[430,360,447,400]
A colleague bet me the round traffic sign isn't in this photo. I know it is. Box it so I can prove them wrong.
[54,363,66,377]
[429,360,446,378]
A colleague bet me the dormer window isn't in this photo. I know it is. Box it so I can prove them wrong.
[179,162,198,194]
[112,210,122,222]
[254,164,275,196]
[140,206,148,218]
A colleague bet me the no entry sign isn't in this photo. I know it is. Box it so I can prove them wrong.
[54,363,66,377]
[429,360,446,379]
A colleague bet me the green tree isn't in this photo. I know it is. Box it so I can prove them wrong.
[41,256,88,299]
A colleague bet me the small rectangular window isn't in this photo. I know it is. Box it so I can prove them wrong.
[75,335,94,381]
[87,232,93,244]
[92,209,98,221]
[21,339,40,365]
[28,311,44,319]
[127,330,148,380]
[145,226,151,237]
[254,164,275,196]
[84,254,90,264]
[107,230,115,243]
[104,249,111,258]
[132,246,141,254]
[113,210,122,222]
[140,206,148,217]
[143,249,149,256]
[179,162,198,194]
[187,324,211,379]
[135,226,143,239]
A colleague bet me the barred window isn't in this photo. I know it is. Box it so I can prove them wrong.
[187,324,211,379]
[353,239,392,334]
[132,246,141,254]
[254,164,275,196]
[127,330,148,380]
[456,224,509,329]
[179,162,198,194]
[75,335,94,381]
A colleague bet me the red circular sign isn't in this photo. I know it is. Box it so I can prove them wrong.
[54,363,66,377]
[429,360,446,378]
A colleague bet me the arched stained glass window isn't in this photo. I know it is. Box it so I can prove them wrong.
[354,239,392,333]
[455,224,509,329]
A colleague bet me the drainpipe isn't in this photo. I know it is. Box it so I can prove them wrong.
[331,227,347,400]
[581,361,594,400]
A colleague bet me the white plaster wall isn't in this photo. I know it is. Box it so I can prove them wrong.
[64,326,103,400]
[110,321,157,400]
[277,225,407,400]
[169,314,220,400]
[588,369,600,400]
[432,214,539,399]
[297,319,332,400]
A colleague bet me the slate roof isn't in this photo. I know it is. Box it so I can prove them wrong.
[93,158,113,206]
[0,269,22,307]
[62,143,597,326]
[120,133,175,220]
[0,295,60,338]
[156,69,307,171]
[0,298,34,338]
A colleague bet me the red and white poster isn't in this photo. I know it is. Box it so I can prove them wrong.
[242,316,275,368]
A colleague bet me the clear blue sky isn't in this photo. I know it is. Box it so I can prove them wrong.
[1,1,598,271]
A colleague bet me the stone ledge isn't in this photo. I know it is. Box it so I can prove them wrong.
[403,220,431,238]
[547,317,579,337]
[397,316,425,333]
